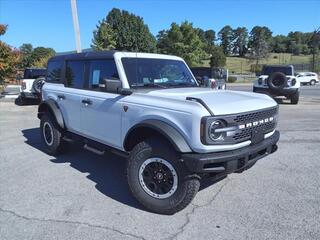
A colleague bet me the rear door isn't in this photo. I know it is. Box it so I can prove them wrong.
[80,59,123,149]
[56,60,85,133]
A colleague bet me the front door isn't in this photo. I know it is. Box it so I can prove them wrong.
[80,59,123,149]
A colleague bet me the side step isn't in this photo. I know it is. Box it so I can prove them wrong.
[83,144,105,155]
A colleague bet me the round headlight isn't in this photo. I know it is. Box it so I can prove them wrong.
[208,120,226,141]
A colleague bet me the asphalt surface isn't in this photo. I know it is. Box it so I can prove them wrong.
[0,86,320,240]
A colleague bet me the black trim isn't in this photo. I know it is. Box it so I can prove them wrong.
[38,99,65,130]
[253,86,298,96]
[182,130,280,174]
[186,97,214,116]
[124,120,192,153]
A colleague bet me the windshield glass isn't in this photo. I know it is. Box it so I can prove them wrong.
[121,58,197,88]
[262,66,293,76]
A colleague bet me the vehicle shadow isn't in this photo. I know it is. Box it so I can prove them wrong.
[22,127,224,212]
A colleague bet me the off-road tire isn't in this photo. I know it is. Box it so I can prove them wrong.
[267,72,287,91]
[40,113,67,155]
[32,77,45,94]
[290,91,299,104]
[127,138,200,215]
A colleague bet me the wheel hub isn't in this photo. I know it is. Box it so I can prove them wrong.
[139,158,178,199]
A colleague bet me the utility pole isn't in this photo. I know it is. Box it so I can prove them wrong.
[70,0,81,53]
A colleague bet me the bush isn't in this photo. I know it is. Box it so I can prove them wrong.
[228,76,237,83]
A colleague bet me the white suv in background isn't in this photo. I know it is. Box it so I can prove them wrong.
[19,68,46,103]
[296,72,319,85]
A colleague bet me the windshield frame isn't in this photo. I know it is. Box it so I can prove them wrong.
[121,57,198,89]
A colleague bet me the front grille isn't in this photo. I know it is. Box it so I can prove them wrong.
[233,107,278,142]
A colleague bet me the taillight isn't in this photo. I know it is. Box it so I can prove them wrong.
[211,80,216,89]
[21,81,26,90]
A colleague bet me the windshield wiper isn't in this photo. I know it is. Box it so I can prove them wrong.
[131,83,168,89]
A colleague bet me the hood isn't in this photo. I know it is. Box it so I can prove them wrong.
[145,88,277,115]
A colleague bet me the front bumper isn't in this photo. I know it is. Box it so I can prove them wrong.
[182,130,280,174]
[253,86,298,96]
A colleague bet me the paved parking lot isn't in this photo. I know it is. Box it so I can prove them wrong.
[1,85,320,240]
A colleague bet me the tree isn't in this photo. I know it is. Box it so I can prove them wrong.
[209,46,226,67]
[0,24,8,36]
[157,21,207,66]
[271,35,287,53]
[19,43,33,68]
[218,25,233,55]
[196,28,215,52]
[249,26,272,64]
[18,44,55,68]
[92,21,116,50]
[92,8,157,52]
[0,24,21,81]
[232,27,248,56]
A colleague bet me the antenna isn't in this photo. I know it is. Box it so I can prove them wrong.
[70,0,82,53]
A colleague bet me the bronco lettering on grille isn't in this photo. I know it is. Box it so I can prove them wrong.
[238,117,274,130]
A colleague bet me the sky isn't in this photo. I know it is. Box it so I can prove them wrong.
[0,0,319,52]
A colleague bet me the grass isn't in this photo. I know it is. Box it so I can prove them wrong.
[202,53,313,74]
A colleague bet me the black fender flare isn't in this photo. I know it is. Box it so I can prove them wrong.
[124,119,192,153]
[38,99,65,130]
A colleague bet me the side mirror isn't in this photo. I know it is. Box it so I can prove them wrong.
[103,79,132,95]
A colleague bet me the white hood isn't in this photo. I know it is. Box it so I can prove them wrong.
[146,88,277,115]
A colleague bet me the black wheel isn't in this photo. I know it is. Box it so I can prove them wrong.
[290,91,299,104]
[40,113,67,155]
[127,138,200,215]
[310,80,316,86]
[267,72,287,91]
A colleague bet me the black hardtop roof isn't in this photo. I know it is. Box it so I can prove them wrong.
[49,50,118,62]
[263,65,293,68]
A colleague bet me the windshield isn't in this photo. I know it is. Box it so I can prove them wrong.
[23,69,46,79]
[121,58,197,88]
[262,66,293,76]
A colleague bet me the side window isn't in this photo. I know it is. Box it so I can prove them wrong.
[47,61,62,83]
[65,61,86,88]
[87,59,119,90]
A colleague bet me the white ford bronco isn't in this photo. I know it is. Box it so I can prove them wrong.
[253,65,300,104]
[19,68,46,103]
[38,51,280,214]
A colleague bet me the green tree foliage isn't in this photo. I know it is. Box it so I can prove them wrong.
[209,46,226,67]
[218,25,233,55]
[92,21,116,50]
[19,43,33,68]
[18,44,55,68]
[92,8,157,52]
[232,27,248,56]
[197,29,215,52]
[271,35,287,53]
[157,21,207,66]
[0,24,21,80]
[249,26,272,64]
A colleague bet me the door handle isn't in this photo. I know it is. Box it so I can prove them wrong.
[82,99,92,105]
[57,94,65,100]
